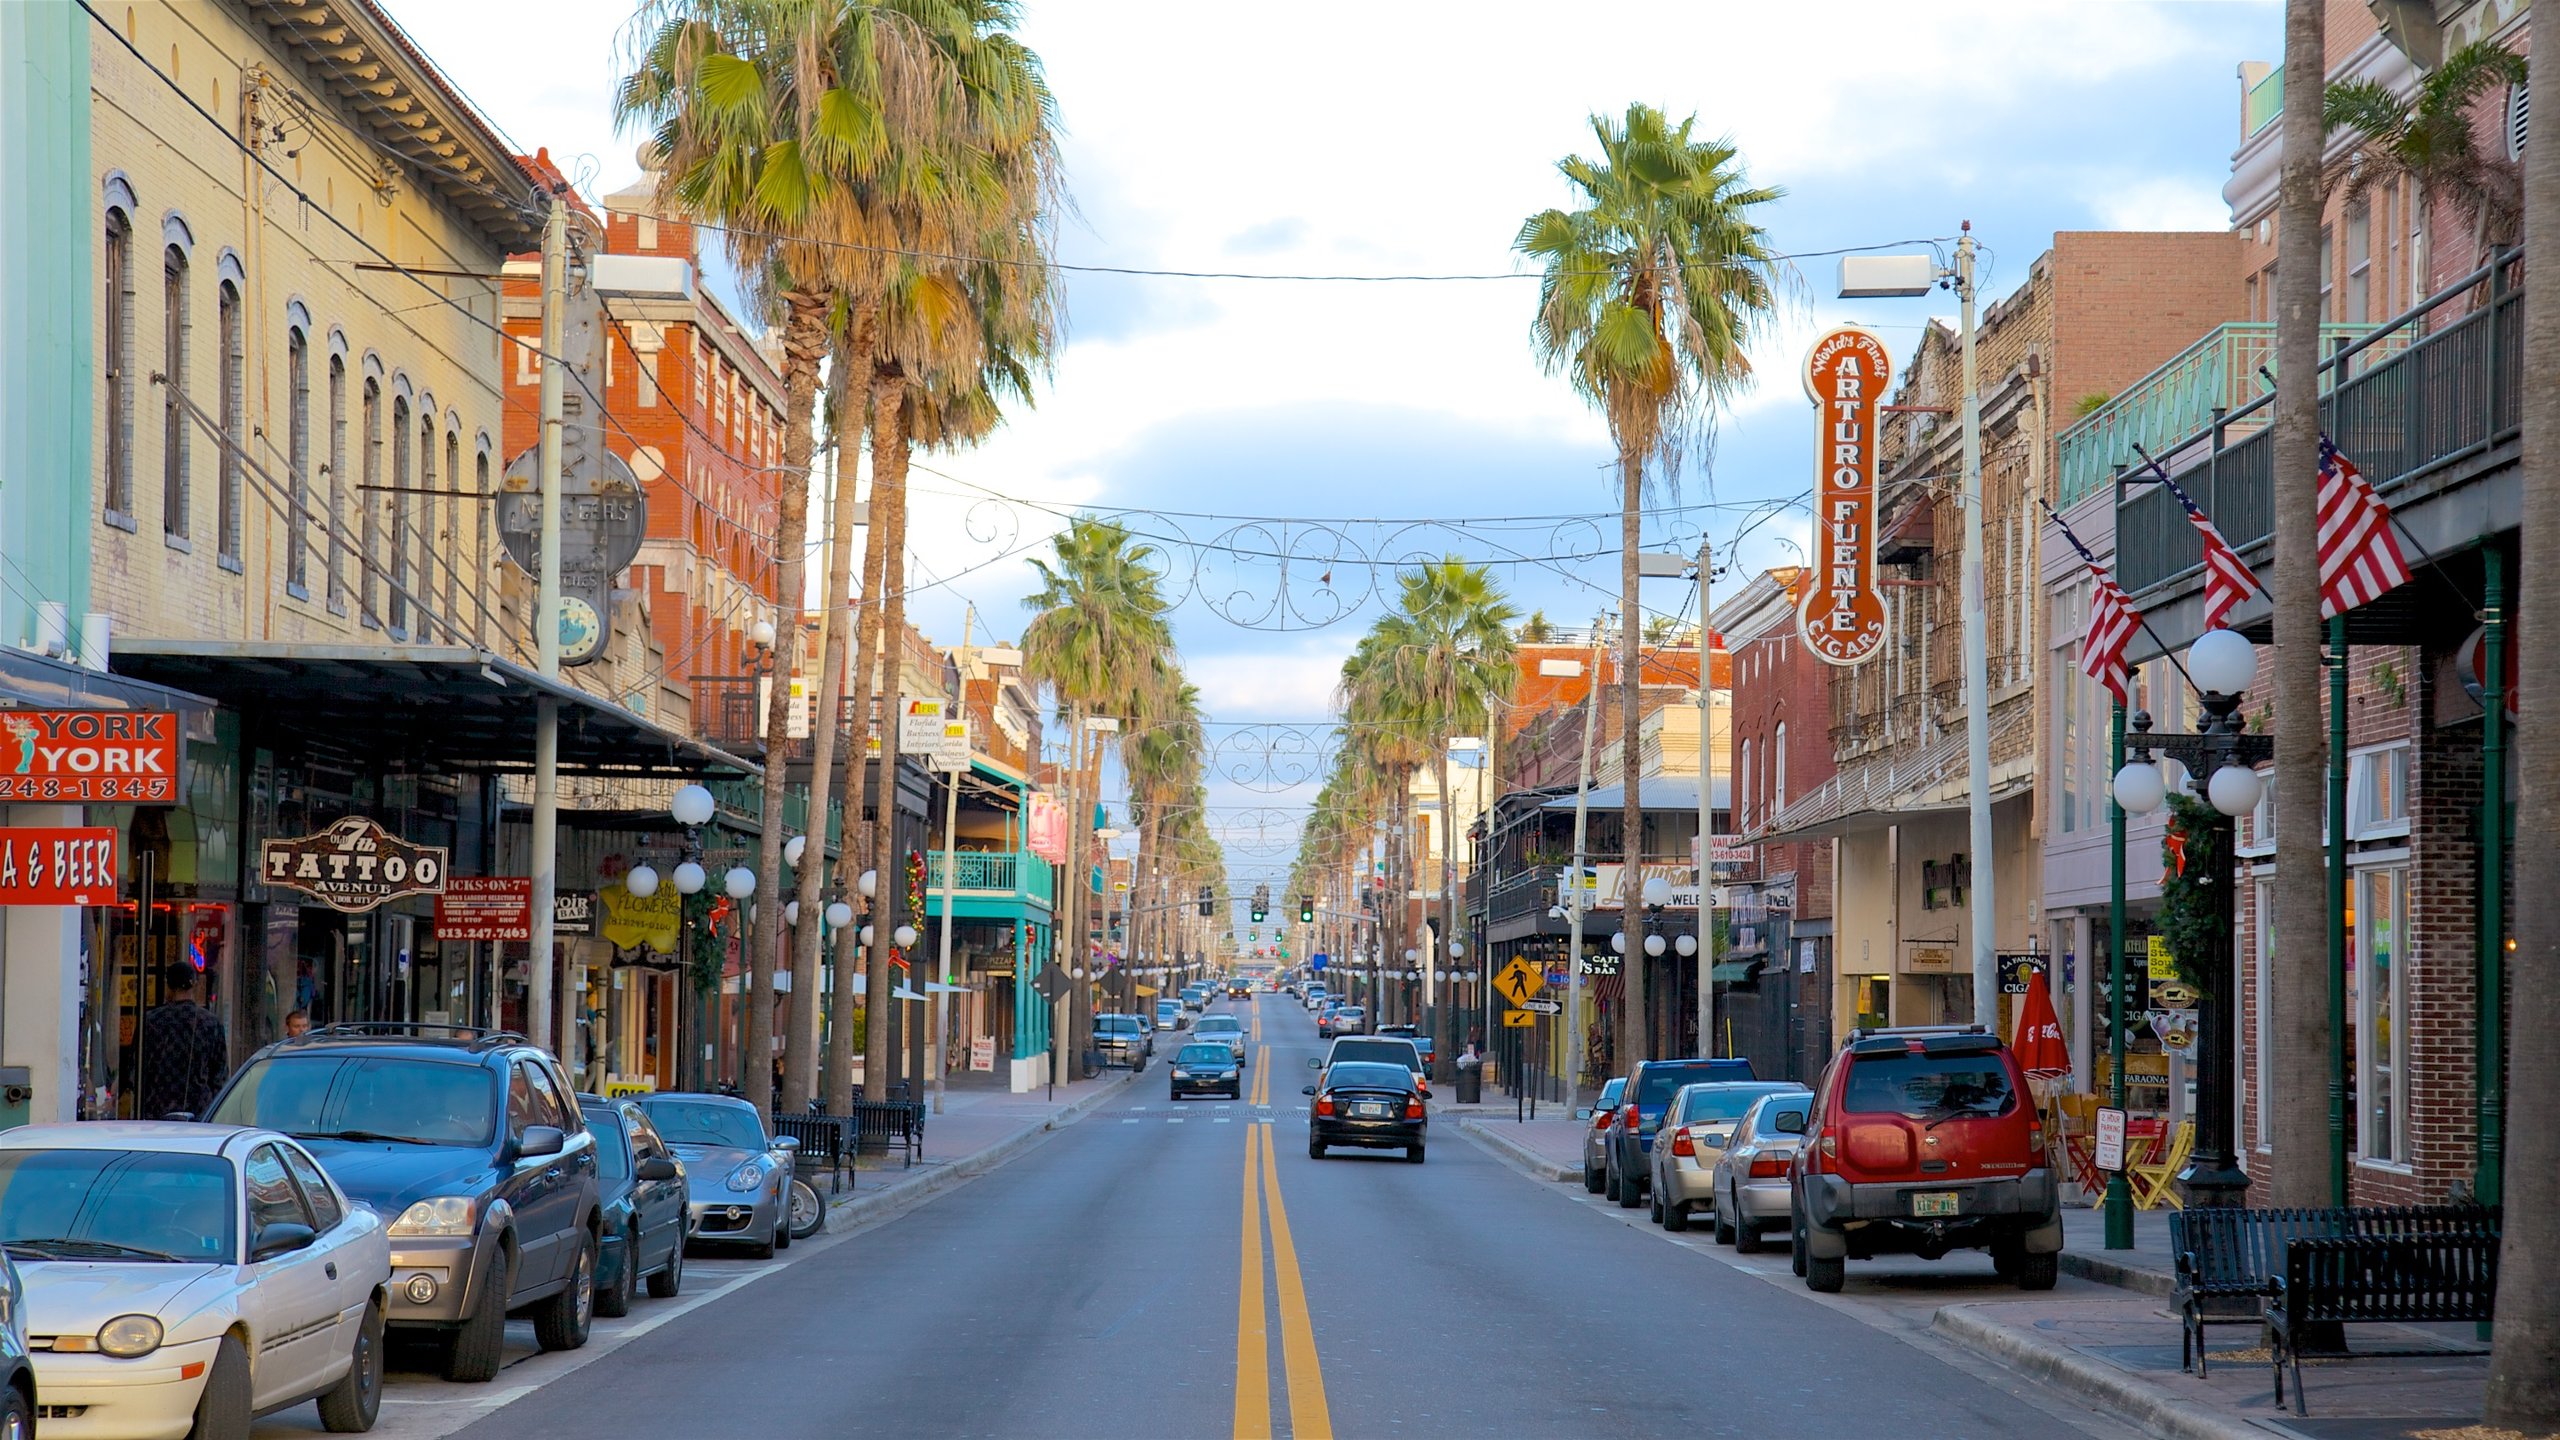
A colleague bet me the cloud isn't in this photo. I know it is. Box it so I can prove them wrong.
[2087,176,2236,233]
[1225,218,1311,255]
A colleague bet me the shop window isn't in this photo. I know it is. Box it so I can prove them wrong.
[2347,743,2409,840]
[2353,864,2407,1163]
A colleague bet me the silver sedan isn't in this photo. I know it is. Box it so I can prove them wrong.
[634,1094,798,1260]
[1649,1081,1810,1231]
[1709,1091,1817,1251]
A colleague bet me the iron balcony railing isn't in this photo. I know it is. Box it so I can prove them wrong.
[2114,253,2520,600]
[688,678,882,765]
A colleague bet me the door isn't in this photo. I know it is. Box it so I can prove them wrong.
[503,1061,563,1290]
[279,1142,373,1357]
[512,1059,583,1290]
[625,1109,684,1276]
[242,1143,339,1408]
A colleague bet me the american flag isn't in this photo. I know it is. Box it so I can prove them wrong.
[2044,504,2140,703]
[2154,468,2261,629]
[2317,435,2412,617]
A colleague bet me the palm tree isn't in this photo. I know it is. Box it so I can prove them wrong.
[1516,104,1782,1065]
[2325,39,2527,274]
[619,0,950,1117]
[1126,673,1204,988]
[2486,8,2560,1428]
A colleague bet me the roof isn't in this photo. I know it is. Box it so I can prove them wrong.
[0,648,214,715]
[1540,775,1729,813]
[109,643,757,780]
[634,1091,755,1111]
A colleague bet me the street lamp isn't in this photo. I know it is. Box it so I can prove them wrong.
[2108,627,2270,1211]
[666,786,717,1091]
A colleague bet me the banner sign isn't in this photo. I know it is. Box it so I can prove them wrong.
[0,827,120,906]
[1799,326,1892,666]
[261,817,449,914]
[436,876,532,942]
[0,710,180,803]
[599,880,681,953]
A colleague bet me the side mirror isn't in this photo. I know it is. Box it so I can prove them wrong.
[774,1135,801,1152]
[1307,1057,1322,1070]
[1573,1108,1593,1121]
[1301,1085,1317,1096]
[636,1155,680,1182]
[1773,1112,1808,1135]
[516,1125,566,1160]
[251,1221,317,1262]
[1703,1133,1728,1147]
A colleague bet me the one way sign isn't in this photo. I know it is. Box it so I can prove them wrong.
[1516,997,1562,1016]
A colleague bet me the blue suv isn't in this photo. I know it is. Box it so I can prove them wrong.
[1603,1057,1756,1208]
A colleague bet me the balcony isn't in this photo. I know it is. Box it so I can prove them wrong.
[2243,65,2282,140]
[2057,321,2399,507]
[923,849,1055,919]
[689,677,879,767]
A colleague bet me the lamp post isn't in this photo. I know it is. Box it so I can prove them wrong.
[2108,627,2269,1211]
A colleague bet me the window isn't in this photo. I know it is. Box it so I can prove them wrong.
[278,1145,343,1230]
[327,355,347,612]
[2345,202,2371,324]
[287,329,310,592]
[414,409,436,638]
[2239,769,2277,856]
[244,1144,314,1234]
[162,244,191,539]
[217,279,244,562]
[444,430,461,640]
[2353,864,2407,1162]
[389,396,410,634]
[1738,738,1754,831]
[1774,722,1788,814]
[522,1062,568,1130]
[2253,878,2273,1149]
[2384,182,2406,313]
[2347,743,2409,839]
[104,208,136,519]
[360,377,381,625]
[473,446,491,643]
[2318,226,2334,322]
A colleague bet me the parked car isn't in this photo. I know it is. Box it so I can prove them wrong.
[1315,1036,1425,1095]
[1303,987,1328,1014]
[0,1244,28,1437]
[205,1026,602,1382]
[1096,1013,1155,1070]
[633,1094,799,1261]
[1791,1026,2060,1293]
[1601,1057,1757,1208]
[575,1096,691,1316]
[0,1121,388,1435]
[1647,1081,1810,1231]
[1303,1061,1426,1162]
[1375,1023,1435,1066]
[1578,1077,1629,1193]
[1168,1042,1243,1101]
[1711,1092,1816,1251]
[1325,1004,1367,1037]
[1192,1014,1248,1064]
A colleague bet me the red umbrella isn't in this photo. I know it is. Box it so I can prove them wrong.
[2011,969,2071,1080]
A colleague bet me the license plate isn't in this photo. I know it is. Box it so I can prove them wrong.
[1354,1102,1389,1119]
[1911,1191,1960,1218]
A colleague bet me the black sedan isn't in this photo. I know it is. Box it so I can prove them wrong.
[1304,1060,1426,1162]
[1167,1042,1243,1100]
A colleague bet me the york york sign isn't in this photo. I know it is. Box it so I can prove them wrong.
[262,817,449,914]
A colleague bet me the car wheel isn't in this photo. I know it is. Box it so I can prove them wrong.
[2015,1250,2059,1291]
[1713,1205,1736,1246]
[773,1201,792,1252]
[532,1230,597,1352]
[1617,1154,1644,1209]
[1649,1186,1665,1224]
[1406,1144,1426,1164]
[1307,1138,1325,1159]
[789,1178,826,1240]
[443,1245,514,1383]
[190,1334,253,1440]
[647,1232,686,1299]
[316,1302,385,1432]
[1735,1215,1765,1254]
[1583,1164,1604,1195]
[1789,1203,1809,1278]
[0,1379,27,1440]
[1663,1198,1688,1232]
[1805,1250,1846,1294]
[595,1224,639,1318]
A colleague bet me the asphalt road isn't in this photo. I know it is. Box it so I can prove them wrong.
[320,995,2144,1440]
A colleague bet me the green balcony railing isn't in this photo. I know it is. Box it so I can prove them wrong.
[925,849,1055,907]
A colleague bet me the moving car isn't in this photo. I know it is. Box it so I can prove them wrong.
[1180,984,1212,1012]
[1302,986,1328,1014]
[1304,1061,1426,1162]
[634,1094,799,1261]
[1711,1092,1815,1252]
[1154,999,1188,1032]
[0,1121,389,1436]
[1791,1026,2060,1293]
[1168,1042,1243,1101]
[1227,978,1251,998]
[1095,1013,1154,1070]
[1647,1081,1809,1231]
[1323,1004,1367,1037]
[206,1025,602,1382]
[576,1096,690,1316]
[1192,1014,1248,1065]
[1578,1077,1629,1193]
[1602,1057,1757,1208]
[1315,1036,1425,1095]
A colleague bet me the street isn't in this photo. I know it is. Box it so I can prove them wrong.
[252,996,2139,1440]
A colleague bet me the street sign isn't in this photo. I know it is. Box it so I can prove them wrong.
[1517,997,1562,1015]
[1032,962,1073,1003]
[1492,957,1543,1008]
[1500,1010,1535,1029]
[0,710,180,804]
[2094,1107,2127,1172]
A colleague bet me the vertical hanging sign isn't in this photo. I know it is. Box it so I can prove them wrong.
[1799,326,1892,666]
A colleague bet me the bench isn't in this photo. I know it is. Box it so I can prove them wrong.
[772,1113,856,1193]
[847,1098,925,1167]
[2169,1204,2497,1375]
[2268,1231,2499,1415]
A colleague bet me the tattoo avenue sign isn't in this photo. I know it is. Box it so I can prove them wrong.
[262,817,449,914]
[1798,326,1892,667]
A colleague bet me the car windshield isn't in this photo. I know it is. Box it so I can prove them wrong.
[1336,1007,1364,1019]
[1330,1040,1419,1069]
[1177,1045,1231,1066]
[0,1149,235,1264]
[1635,1063,1747,1107]
[638,1101,768,1149]
[209,1055,498,1146]
[1325,1062,1412,1092]
[1843,1055,2018,1121]
[1096,1016,1141,1035]
[1678,1084,1806,1123]
[1195,1018,1241,1034]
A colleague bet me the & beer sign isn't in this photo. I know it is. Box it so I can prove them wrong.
[0,827,121,906]
[1798,326,1891,667]
[0,710,180,803]
[262,817,449,914]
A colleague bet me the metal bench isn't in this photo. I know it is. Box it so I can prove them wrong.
[2267,1231,2499,1415]
[773,1112,856,1193]
[847,1098,925,1167]
[2169,1204,2497,1375]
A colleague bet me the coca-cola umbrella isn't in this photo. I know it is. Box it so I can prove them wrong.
[2011,968,2071,1081]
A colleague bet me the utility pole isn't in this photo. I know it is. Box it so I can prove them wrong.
[1563,626,1605,1113]
[528,192,567,1058]
[1696,533,1715,1057]
[1955,223,1996,1032]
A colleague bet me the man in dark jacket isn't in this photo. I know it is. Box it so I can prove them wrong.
[137,964,228,1119]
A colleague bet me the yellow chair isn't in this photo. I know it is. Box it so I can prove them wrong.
[2130,1120,2194,1211]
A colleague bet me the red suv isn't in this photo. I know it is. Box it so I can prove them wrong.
[1789,1026,2059,1293]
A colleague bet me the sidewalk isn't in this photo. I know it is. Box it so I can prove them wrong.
[812,1069,1136,1234]
[1437,1102,1586,1183]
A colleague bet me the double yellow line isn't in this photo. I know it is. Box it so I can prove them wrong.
[1248,1042,1271,1107]
[1234,1053,1328,1439]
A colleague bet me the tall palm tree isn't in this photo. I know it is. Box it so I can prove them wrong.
[2486,7,2560,1427]
[1127,673,1204,986]
[1516,104,1782,1065]
[620,0,950,1117]
[2325,39,2527,274]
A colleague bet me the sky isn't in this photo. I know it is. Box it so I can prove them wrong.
[387,0,2283,904]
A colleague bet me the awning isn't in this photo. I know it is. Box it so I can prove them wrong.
[109,641,756,780]
[0,648,215,716]
[1710,960,1765,984]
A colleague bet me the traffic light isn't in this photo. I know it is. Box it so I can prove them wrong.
[1299,895,1314,924]
[1198,885,1213,918]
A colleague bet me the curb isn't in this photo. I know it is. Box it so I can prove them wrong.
[2059,1248,2174,1298]
[1929,1305,2263,1440]
[819,1070,1136,1235]
[1452,1117,1579,1184]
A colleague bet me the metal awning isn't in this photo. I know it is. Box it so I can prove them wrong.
[1710,960,1764,984]
[110,642,756,780]
[1539,775,1728,813]
[1,648,215,715]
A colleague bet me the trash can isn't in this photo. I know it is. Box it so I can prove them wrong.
[1454,1058,1483,1105]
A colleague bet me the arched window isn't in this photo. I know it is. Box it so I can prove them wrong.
[103,205,136,519]
[389,394,411,634]
[473,444,492,646]
[1773,722,1788,816]
[287,327,310,592]
[216,278,244,563]
[162,243,190,539]
[360,377,381,626]
[1739,738,1754,832]
[326,353,347,611]
[443,427,462,640]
